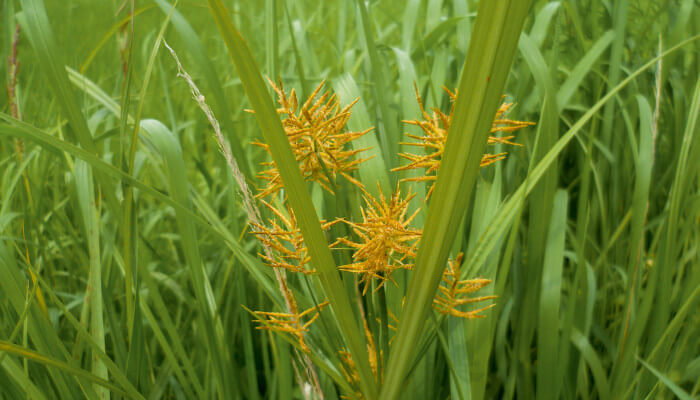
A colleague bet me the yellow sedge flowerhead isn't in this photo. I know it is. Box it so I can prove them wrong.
[250,198,335,275]
[253,79,372,198]
[433,253,497,319]
[333,184,422,294]
[338,317,380,399]
[249,300,329,353]
[250,199,315,274]
[393,86,534,199]
[338,349,362,399]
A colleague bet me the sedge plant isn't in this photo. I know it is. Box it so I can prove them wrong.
[1,1,699,399]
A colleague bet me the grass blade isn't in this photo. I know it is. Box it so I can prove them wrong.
[75,161,109,400]
[536,190,567,400]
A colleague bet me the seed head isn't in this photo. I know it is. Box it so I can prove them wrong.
[333,184,422,294]
[253,79,372,197]
[393,86,534,199]
[433,253,497,319]
[338,316,380,399]
[250,198,334,275]
[248,298,329,354]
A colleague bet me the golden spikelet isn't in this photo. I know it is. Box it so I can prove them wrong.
[333,184,422,294]
[249,290,329,353]
[385,308,400,345]
[253,78,372,198]
[433,253,497,319]
[250,198,333,275]
[338,317,381,399]
[363,317,380,380]
[338,349,363,399]
[393,86,534,199]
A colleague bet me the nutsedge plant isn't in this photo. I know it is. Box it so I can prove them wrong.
[244,78,533,397]
[2,2,698,400]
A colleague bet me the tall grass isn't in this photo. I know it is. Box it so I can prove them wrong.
[1,1,698,399]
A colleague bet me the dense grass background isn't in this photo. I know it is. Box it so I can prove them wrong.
[1,0,699,399]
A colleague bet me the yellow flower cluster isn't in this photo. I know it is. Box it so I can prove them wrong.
[248,80,533,392]
[253,79,371,198]
[393,86,535,199]
[250,199,333,275]
[333,184,422,294]
[248,298,329,353]
[433,253,498,318]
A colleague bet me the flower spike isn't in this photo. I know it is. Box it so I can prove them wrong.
[433,253,497,319]
[250,198,335,275]
[333,183,422,294]
[253,79,372,198]
[393,86,534,199]
[248,298,329,354]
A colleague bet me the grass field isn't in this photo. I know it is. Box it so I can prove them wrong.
[1,1,699,399]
